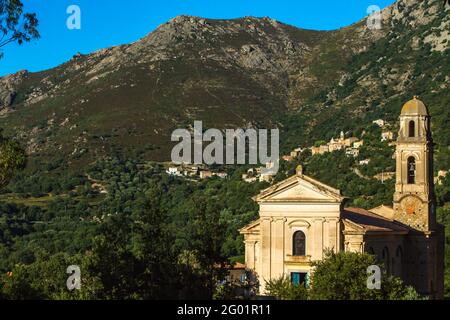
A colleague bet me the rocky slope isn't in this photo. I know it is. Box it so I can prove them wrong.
[281,0,449,170]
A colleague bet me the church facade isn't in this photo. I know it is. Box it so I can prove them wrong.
[240,97,445,299]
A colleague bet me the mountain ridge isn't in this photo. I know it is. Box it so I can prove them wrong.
[0,0,448,171]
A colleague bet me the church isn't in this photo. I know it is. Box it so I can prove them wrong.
[240,97,445,299]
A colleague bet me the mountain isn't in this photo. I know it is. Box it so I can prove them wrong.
[0,0,448,171]
[280,0,449,171]
[285,0,449,145]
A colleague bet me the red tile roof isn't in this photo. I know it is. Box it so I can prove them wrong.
[343,207,408,232]
[232,262,246,270]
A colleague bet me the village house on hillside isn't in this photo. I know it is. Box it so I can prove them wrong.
[242,162,277,183]
[166,164,227,180]
[310,131,362,156]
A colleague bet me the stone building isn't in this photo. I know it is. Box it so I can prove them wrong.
[240,97,444,299]
[381,130,394,142]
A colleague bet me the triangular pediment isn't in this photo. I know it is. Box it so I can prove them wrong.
[342,219,366,234]
[254,173,345,203]
[239,219,260,234]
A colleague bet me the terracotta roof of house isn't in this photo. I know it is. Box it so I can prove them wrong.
[232,262,246,270]
[343,207,408,233]
[215,262,246,270]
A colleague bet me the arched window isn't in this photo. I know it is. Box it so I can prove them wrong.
[293,231,306,256]
[407,157,416,184]
[408,120,415,137]
[396,246,403,259]
[382,247,390,274]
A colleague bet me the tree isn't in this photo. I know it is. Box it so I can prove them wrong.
[265,275,308,300]
[214,270,259,300]
[0,130,26,189]
[83,188,182,299]
[0,0,39,58]
[182,196,230,299]
[0,251,100,300]
[309,250,424,300]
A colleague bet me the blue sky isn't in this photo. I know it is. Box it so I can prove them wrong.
[0,0,395,77]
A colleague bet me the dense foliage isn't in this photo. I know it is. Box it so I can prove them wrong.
[265,275,308,300]
[0,156,267,299]
[0,130,26,188]
[264,251,424,300]
[309,251,424,300]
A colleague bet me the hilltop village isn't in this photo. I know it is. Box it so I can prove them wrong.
[163,118,447,185]
[165,119,395,182]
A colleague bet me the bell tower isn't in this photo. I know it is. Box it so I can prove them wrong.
[393,96,436,232]
[392,97,444,299]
